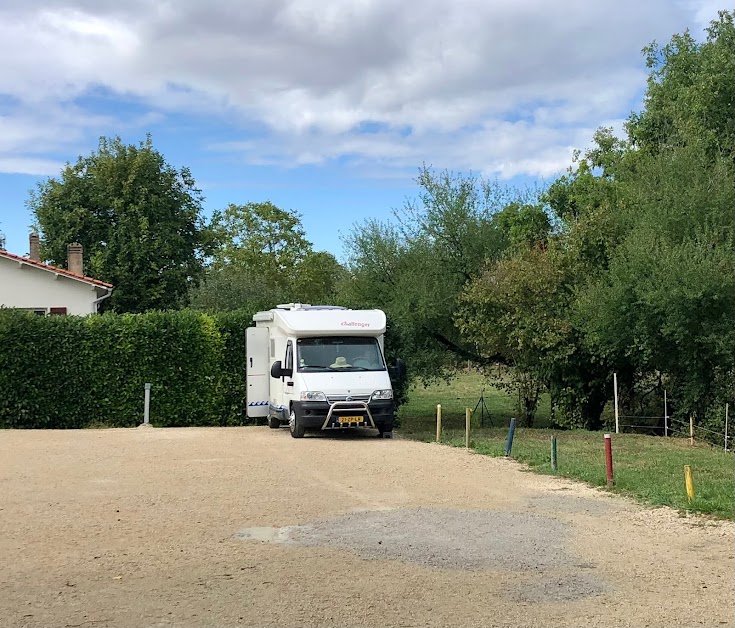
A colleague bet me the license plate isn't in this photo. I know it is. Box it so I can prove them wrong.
[337,416,362,424]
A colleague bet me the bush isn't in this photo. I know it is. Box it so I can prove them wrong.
[0,309,252,428]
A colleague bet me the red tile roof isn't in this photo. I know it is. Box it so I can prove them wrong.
[0,249,113,289]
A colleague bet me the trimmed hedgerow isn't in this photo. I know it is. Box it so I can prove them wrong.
[0,309,252,428]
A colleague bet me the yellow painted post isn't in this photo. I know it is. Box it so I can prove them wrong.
[465,407,471,449]
[436,404,442,443]
[684,465,694,502]
[689,415,694,446]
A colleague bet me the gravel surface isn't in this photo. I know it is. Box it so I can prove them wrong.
[0,426,732,627]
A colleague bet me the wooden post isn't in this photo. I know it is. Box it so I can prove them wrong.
[465,407,471,449]
[436,404,442,443]
[604,433,614,487]
[664,389,668,437]
[684,465,694,502]
[551,434,558,472]
[690,415,694,446]
[613,373,619,434]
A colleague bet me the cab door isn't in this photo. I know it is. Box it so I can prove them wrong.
[282,340,297,408]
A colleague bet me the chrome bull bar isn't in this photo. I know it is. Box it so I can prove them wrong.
[321,400,375,430]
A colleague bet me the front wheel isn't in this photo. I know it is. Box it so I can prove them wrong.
[289,408,305,438]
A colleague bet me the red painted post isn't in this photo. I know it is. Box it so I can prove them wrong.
[604,433,614,487]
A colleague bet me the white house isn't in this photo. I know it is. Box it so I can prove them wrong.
[0,234,113,316]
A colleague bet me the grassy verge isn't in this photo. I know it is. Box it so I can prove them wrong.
[397,372,734,520]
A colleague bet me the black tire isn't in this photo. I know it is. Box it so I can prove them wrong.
[289,408,305,439]
[268,415,281,429]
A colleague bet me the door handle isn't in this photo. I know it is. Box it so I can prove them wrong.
[287,381,294,387]
[249,357,253,367]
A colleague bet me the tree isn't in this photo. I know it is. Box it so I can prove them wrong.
[492,202,552,252]
[188,267,283,314]
[193,201,344,310]
[210,202,311,287]
[29,135,210,313]
[574,139,735,428]
[456,245,611,429]
[291,251,346,304]
[627,11,735,157]
[339,167,533,382]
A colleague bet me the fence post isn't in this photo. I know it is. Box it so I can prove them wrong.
[465,407,471,449]
[436,404,442,443]
[689,415,694,446]
[664,389,668,437]
[604,433,614,487]
[613,373,619,434]
[725,403,729,451]
[684,465,694,502]
[143,382,151,425]
[551,434,558,472]
[505,418,517,457]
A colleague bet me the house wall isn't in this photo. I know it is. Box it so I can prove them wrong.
[0,256,102,315]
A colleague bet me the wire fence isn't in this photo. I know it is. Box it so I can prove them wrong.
[617,414,731,451]
[404,389,732,452]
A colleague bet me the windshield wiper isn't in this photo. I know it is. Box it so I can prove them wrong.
[301,364,374,371]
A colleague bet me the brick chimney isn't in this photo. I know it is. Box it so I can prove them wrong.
[29,233,40,262]
[67,243,84,276]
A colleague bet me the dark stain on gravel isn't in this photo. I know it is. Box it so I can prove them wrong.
[284,507,574,571]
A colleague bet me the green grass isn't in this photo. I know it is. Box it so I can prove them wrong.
[398,369,554,431]
[397,372,735,519]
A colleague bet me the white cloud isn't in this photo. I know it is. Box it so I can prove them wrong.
[0,0,722,177]
[0,157,65,176]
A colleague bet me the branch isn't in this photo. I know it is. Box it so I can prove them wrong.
[429,330,514,367]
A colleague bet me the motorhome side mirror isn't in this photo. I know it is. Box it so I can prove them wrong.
[389,358,407,381]
[270,361,283,378]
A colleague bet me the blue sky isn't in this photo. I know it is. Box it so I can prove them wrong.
[0,0,724,261]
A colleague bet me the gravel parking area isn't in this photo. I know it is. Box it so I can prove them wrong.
[0,427,732,627]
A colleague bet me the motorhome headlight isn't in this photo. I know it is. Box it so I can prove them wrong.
[371,389,393,400]
[300,391,327,402]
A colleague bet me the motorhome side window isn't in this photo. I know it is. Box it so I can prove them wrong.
[285,341,293,373]
[297,337,386,372]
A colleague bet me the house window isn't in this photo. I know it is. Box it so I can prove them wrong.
[18,308,48,316]
[49,307,68,316]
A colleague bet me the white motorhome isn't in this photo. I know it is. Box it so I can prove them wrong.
[246,304,402,438]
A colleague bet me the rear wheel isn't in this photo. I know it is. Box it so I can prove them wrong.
[289,408,305,439]
[268,415,281,429]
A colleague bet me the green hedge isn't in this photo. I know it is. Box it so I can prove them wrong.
[0,309,252,428]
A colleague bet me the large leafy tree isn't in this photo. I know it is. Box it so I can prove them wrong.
[30,135,210,313]
[550,12,735,429]
[192,201,344,310]
[339,167,537,381]
[627,10,735,156]
[457,230,620,429]
[575,139,734,427]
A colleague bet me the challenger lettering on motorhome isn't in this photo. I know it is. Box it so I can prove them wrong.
[341,321,371,328]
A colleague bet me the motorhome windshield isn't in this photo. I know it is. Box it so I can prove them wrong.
[297,337,386,372]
